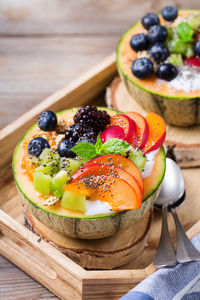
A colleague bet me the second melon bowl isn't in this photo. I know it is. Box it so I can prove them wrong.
[117,9,200,126]
[13,107,166,242]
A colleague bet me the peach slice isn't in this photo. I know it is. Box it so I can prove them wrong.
[84,154,143,191]
[71,163,143,202]
[142,112,166,154]
[65,176,141,211]
[110,114,137,145]
[126,111,149,149]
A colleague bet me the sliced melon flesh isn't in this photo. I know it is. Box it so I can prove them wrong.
[61,191,86,213]
[33,172,51,196]
[50,170,69,198]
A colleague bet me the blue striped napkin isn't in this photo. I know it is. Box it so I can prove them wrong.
[120,234,200,300]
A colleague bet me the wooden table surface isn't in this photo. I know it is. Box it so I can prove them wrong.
[0,0,199,299]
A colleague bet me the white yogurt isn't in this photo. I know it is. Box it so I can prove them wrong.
[166,65,200,92]
[85,199,114,216]
[142,148,159,178]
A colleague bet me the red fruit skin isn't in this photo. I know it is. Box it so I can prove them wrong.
[123,115,138,147]
[70,164,92,182]
[126,112,149,149]
[184,57,200,67]
[110,114,137,145]
[117,114,137,145]
[144,130,166,154]
[142,112,166,154]
[101,126,125,143]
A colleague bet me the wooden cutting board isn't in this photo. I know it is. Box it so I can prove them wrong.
[106,77,200,168]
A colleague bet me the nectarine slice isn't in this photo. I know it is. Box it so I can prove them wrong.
[126,111,149,149]
[84,154,143,190]
[110,114,137,145]
[71,164,143,202]
[65,176,141,211]
[142,113,166,154]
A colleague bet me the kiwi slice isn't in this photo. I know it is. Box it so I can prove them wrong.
[60,157,86,176]
[120,145,146,172]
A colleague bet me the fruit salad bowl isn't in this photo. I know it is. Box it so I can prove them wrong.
[117,8,200,126]
[13,106,166,241]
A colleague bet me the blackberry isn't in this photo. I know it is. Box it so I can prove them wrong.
[65,123,97,144]
[73,106,110,133]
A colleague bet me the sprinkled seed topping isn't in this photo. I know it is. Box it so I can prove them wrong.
[42,196,59,206]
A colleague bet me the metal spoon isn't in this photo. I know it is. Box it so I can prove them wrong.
[153,158,200,268]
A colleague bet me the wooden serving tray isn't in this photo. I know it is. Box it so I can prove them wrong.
[0,53,200,300]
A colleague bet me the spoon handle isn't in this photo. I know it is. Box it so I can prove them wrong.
[170,208,200,263]
[154,205,177,268]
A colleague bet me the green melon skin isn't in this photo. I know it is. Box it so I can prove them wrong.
[116,10,200,127]
[13,107,166,240]
[118,71,200,127]
[20,186,161,240]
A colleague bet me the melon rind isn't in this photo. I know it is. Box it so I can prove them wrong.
[13,108,165,239]
[116,9,200,126]
[20,186,161,239]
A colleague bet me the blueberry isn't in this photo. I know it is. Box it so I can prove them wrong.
[78,137,95,145]
[161,6,178,21]
[130,33,148,52]
[156,63,178,81]
[57,140,76,158]
[28,137,50,157]
[148,25,168,44]
[149,42,169,63]
[142,13,160,30]
[194,40,200,57]
[38,110,57,131]
[131,58,153,79]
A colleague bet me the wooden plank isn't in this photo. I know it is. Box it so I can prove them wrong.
[0,36,117,129]
[0,255,58,300]
[0,0,199,36]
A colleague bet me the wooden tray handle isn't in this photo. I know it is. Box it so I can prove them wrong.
[0,209,85,299]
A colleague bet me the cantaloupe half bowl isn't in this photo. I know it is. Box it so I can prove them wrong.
[12,107,166,240]
[117,9,200,126]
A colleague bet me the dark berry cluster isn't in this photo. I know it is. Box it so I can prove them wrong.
[65,123,97,144]
[57,106,110,158]
[73,106,110,133]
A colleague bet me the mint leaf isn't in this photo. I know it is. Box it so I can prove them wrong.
[100,138,129,155]
[177,23,194,43]
[95,134,103,154]
[71,142,97,159]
